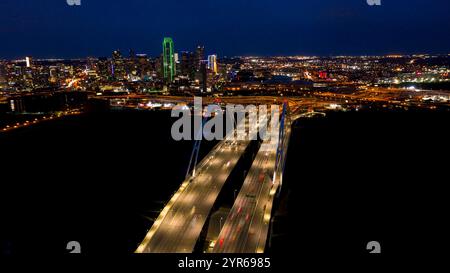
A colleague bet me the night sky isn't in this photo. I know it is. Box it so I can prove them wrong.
[1,0,450,59]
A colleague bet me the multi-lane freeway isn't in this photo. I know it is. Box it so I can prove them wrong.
[136,104,294,254]
[136,126,251,253]
[211,117,285,253]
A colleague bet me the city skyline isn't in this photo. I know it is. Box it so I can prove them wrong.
[3,50,450,62]
[1,0,450,59]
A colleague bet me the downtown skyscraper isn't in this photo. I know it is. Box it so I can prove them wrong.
[162,37,175,83]
[207,55,218,74]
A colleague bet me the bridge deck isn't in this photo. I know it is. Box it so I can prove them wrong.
[211,122,283,253]
[136,135,251,253]
[210,110,294,253]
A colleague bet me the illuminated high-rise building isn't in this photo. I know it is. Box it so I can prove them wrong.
[180,51,196,78]
[208,55,218,74]
[112,50,125,79]
[195,45,205,70]
[162,37,175,82]
[200,60,208,93]
[174,53,180,75]
[97,57,109,79]
[25,56,32,68]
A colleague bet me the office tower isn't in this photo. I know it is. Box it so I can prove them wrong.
[25,56,33,68]
[208,55,218,74]
[126,49,138,76]
[195,45,205,70]
[180,51,190,76]
[136,54,151,78]
[97,57,109,79]
[174,53,180,75]
[162,37,175,82]
[200,60,208,93]
[112,50,125,79]
[180,51,196,78]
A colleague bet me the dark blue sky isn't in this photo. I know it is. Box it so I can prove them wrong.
[1,0,449,59]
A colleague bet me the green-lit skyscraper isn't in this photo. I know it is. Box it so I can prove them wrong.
[162,37,175,82]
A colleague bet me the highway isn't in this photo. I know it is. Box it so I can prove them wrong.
[0,110,81,133]
[211,116,288,253]
[136,126,251,253]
